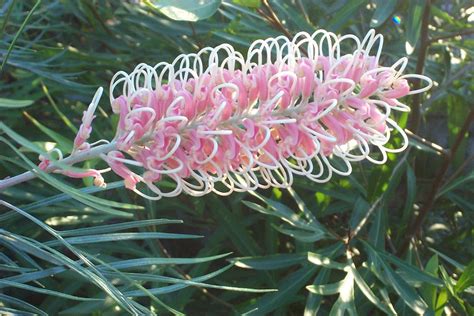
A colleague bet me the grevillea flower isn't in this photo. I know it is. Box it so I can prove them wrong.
[62,29,432,199]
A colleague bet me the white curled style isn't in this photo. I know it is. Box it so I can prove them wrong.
[104,29,432,200]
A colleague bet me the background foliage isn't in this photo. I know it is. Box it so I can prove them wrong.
[0,0,473,314]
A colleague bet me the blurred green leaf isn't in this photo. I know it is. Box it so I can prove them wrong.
[401,164,416,226]
[233,253,306,270]
[0,98,33,108]
[405,0,424,54]
[304,267,331,315]
[350,263,396,315]
[420,255,440,310]
[146,0,222,22]
[364,242,429,314]
[23,111,73,153]
[370,0,398,27]
[244,264,317,315]
[437,172,474,197]
[232,0,260,8]
[428,248,465,271]
[455,260,474,293]
[382,259,429,314]
[0,280,101,302]
[0,294,47,316]
[45,232,202,246]
[307,250,345,270]
[326,0,366,31]
[307,280,344,295]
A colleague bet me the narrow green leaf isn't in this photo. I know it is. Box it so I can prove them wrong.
[304,268,330,316]
[60,219,182,237]
[23,111,73,153]
[0,264,36,273]
[405,0,424,54]
[368,203,385,249]
[363,241,429,313]
[244,264,317,315]
[401,164,416,225]
[326,0,366,32]
[45,232,202,246]
[104,252,232,270]
[306,280,344,295]
[0,98,33,108]
[0,280,101,301]
[446,192,474,212]
[124,279,275,297]
[381,252,443,286]
[146,0,222,22]
[351,264,396,315]
[349,197,370,231]
[273,226,328,243]
[0,294,47,316]
[380,258,428,313]
[245,192,322,231]
[212,197,261,256]
[428,248,465,270]
[0,0,42,71]
[455,260,474,293]
[232,0,260,8]
[232,253,306,270]
[420,255,439,310]
[437,172,474,197]
[307,252,346,270]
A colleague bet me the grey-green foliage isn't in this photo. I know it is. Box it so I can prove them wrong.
[1,0,473,314]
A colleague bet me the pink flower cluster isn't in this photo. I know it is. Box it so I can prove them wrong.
[74,30,432,199]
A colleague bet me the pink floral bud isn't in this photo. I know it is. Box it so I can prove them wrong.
[59,169,106,188]
[73,87,103,152]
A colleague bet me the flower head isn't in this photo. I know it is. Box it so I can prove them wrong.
[75,29,432,198]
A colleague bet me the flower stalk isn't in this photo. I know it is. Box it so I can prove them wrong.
[0,142,116,191]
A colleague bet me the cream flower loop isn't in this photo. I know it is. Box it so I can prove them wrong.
[91,29,431,200]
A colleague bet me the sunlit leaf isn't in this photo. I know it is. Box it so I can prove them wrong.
[146,0,222,22]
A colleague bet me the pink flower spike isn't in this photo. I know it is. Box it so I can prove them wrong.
[101,29,432,200]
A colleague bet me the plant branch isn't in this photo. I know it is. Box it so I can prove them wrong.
[258,0,292,40]
[428,28,474,44]
[348,197,382,242]
[408,0,431,132]
[404,128,448,156]
[398,107,474,255]
[0,142,116,191]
